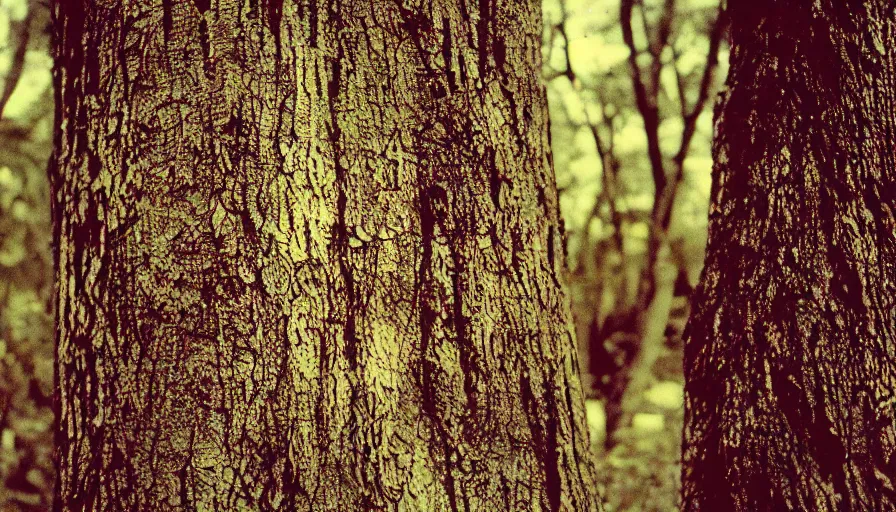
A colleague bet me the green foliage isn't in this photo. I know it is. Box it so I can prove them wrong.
[0,153,54,511]
[0,1,54,509]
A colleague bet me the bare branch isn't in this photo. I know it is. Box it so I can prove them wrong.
[674,4,726,168]
[671,47,688,118]
[0,6,34,120]
[553,0,625,258]
[621,0,667,197]
[649,0,676,99]
[555,1,577,85]
[655,2,726,231]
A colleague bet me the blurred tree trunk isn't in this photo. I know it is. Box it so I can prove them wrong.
[603,242,677,446]
[589,0,724,448]
[50,1,600,510]
[683,1,896,509]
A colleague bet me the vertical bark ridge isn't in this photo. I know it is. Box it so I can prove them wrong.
[51,0,601,510]
[682,1,896,510]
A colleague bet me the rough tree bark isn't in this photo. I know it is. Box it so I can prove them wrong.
[50,0,600,510]
[682,1,896,510]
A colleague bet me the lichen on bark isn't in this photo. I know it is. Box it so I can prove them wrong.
[50,1,601,510]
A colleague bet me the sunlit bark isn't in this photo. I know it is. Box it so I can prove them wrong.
[50,1,600,510]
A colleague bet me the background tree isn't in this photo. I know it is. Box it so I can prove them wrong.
[51,0,599,510]
[0,0,55,509]
[683,0,896,509]
[1,0,733,509]
[541,0,725,508]
[590,0,724,449]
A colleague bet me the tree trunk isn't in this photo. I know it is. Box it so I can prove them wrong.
[682,1,896,510]
[49,1,600,510]
[604,241,677,449]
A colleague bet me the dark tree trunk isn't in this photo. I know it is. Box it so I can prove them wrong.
[49,0,600,510]
[682,1,896,510]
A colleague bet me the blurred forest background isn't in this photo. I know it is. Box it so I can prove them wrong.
[0,0,725,509]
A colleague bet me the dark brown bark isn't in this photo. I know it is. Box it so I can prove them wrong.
[49,0,600,510]
[682,1,896,509]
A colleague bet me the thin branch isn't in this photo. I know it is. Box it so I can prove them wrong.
[0,6,34,119]
[648,0,676,99]
[556,1,578,85]
[555,0,625,257]
[586,92,626,255]
[674,4,726,169]
[671,47,688,118]
[621,0,667,197]
[656,2,726,231]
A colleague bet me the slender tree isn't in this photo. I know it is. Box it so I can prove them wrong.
[50,1,600,510]
[682,0,896,509]
[602,0,725,447]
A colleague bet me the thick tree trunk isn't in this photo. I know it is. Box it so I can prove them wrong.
[682,1,896,510]
[49,1,600,510]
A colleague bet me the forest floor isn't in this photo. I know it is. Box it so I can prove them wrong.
[587,379,684,512]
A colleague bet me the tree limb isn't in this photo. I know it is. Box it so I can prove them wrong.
[0,5,34,120]
[621,0,667,197]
